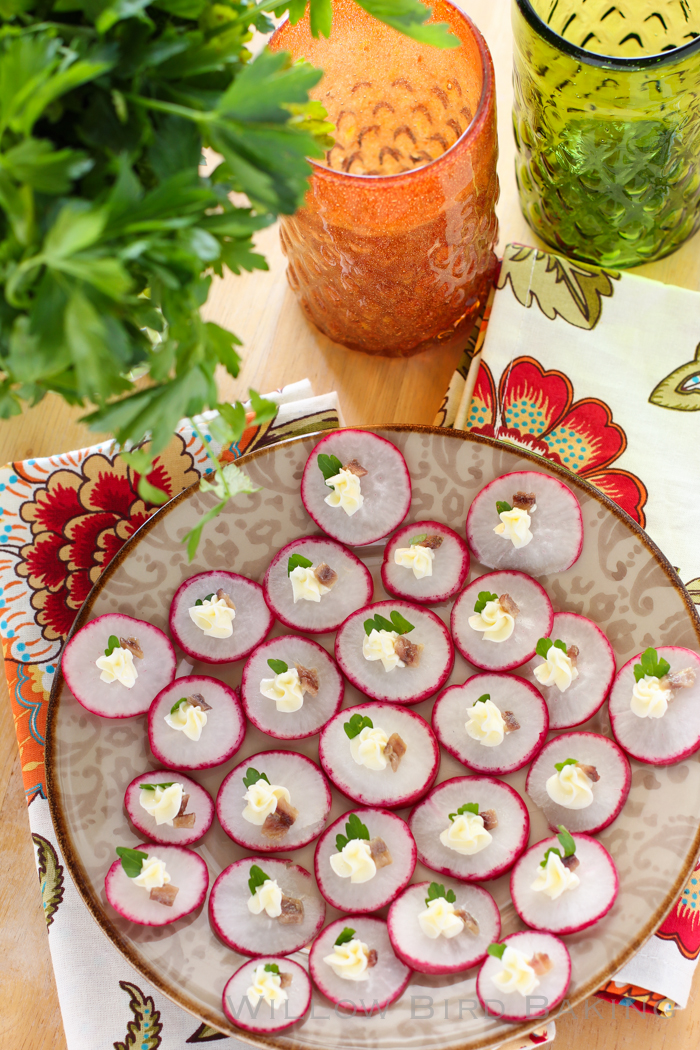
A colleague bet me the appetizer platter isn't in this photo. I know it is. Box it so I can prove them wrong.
[46,426,700,1049]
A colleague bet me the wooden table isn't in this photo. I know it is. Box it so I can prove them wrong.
[2,3,700,1048]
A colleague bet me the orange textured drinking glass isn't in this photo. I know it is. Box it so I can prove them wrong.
[270,0,499,358]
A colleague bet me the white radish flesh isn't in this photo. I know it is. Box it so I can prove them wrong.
[217,751,331,851]
[105,843,208,926]
[451,571,553,672]
[124,770,214,846]
[466,471,583,575]
[169,571,273,664]
[301,430,411,546]
[334,600,454,704]
[222,956,312,1034]
[432,674,549,775]
[62,614,176,719]
[476,931,571,1021]
[381,521,470,604]
[526,731,631,834]
[319,702,439,808]
[309,916,411,1013]
[409,776,530,882]
[148,676,245,771]
[314,808,416,912]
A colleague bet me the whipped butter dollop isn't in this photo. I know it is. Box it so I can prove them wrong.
[290,565,331,603]
[96,647,138,688]
[546,763,594,809]
[330,840,377,883]
[531,852,580,900]
[323,939,371,981]
[534,646,578,693]
[362,629,404,672]
[246,964,288,1008]
[139,783,184,825]
[133,855,170,891]
[260,668,304,713]
[440,812,492,856]
[631,674,672,719]
[247,877,283,918]
[494,506,535,549]
[188,596,235,638]
[350,725,389,770]
[165,700,207,741]
[465,698,506,747]
[324,469,364,517]
[418,897,465,940]
[468,600,515,644]
[242,780,291,825]
[491,946,539,996]
[394,545,435,579]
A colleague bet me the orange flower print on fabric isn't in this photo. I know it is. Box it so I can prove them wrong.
[655,861,700,962]
[467,356,648,526]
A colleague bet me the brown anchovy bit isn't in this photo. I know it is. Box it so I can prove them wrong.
[499,593,520,618]
[663,667,697,689]
[422,534,444,549]
[120,636,143,659]
[454,908,480,935]
[314,563,338,588]
[343,458,368,477]
[393,636,422,668]
[481,809,498,831]
[279,972,293,988]
[562,854,580,871]
[296,664,320,696]
[215,588,235,610]
[367,948,378,968]
[262,797,299,839]
[384,732,407,771]
[577,762,600,782]
[149,884,179,906]
[188,692,212,711]
[567,644,580,666]
[530,952,553,976]
[278,895,304,925]
[512,490,536,510]
[503,710,521,734]
[369,836,393,868]
[173,792,196,828]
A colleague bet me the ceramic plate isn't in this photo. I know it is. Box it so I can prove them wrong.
[46,427,700,1048]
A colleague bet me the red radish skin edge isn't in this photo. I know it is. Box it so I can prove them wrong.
[301,431,412,546]
[476,932,571,1021]
[123,771,215,846]
[222,957,312,1033]
[147,678,246,771]
[104,843,208,926]
[381,521,470,604]
[308,916,412,1013]
[169,572,273,664]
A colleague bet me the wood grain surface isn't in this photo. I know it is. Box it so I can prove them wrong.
[2,1,699,1047]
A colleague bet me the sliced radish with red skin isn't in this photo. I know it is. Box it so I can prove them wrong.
[169,571,272,664]
[510,833,618,935]
[476,931,571,1021]
[241,635,344,739]
[309,916,411,1013]
[217,751,332,852]
[124,770,214,846]
[451,571,553,672]
[387,879,500,975]
[519,612,616,730]
[62,614,176,719]
[222,956,312,1034]
[105,842,208,926]
[209,858,325,956]
[409,776,530,882]
[334,600,454,704]
[314,808,416,913]
[466,471,583,576]
[432,674,549,775]
[301,430,411,547]
[609,647,700,765]
[319,702,439,809]
[381,521,470,604]
[526,731,631,834]
[263,536,373,635]
[148,676,245,771]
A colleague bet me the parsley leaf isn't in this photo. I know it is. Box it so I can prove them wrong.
[473,591,498,614]
[170,697,190,715]
[448,802,479,821]
[317,452,344,484]
[344,713,373,739]
[248,864,270,895]
[288,553,313,575]
[264,963,280,974]
[536,637,567,659]
[243,767,270,788]
[364,610,414,636]
[267,658,288,675]
[425,881,456,906]
[633,646,671,682]
[475,693,490,704]
[496,501,512,515]
[116,846,148,879]
[335,812,369,851]
[139,782,175,791]
[540,846,563,868]
[409,533,427,546]
[554,758,578,772]
[194,593,215,607]
[487,943,506,960]
[557,825,576,857]
[104,634,120,657]
[334,926,356,946]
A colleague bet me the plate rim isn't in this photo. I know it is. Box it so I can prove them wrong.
[45,424,700,1047]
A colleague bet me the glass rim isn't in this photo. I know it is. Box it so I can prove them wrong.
[514,0,700,69]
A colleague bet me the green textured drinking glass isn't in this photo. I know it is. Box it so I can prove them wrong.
[512,0,700,267]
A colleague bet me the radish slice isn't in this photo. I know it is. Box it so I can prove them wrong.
[381,521,470,604]
[526,731,631,834]
[432,674,549,775]
[510,833,618,935]
[124,770,214,846]
[241,635,344,739]
[217,751,332,852]
[105,842,208,926]
[476,931,571,1021]
[319,702,440,808]
[451,571,553,672]
[169,571,272,664]
[608,647,700,765]
[148,675,245,771]
[301,430,411,547]
[309,916,411,1013]
[334,600,454,704]
[314,808,416,913]
[387,879,500,975]
[209,858,325,956]
[62,614,176,719]
[263,537,373,635]
[519,612,616,730]
[222,956,312,1034]
[409,776,530,882]
[466,471,583,576]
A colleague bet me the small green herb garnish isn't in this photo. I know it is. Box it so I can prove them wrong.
[344,713,373,739]
[633,646,671,683]
[554,758,578,772]
[496,501,512,515]
[334,927,356,947]
[194,592,215,607]
[363,610,415,636]
[540,827,576,868]
[473,591,498,614]
[317,453,344,485]
[335,813,370,852]
[448,802,479,822]
[170,697,190,715]
[104,634,120,657]
[264,963,280,974]
[409,533,428,546]
[287,553,313,575]
[487,942,506,960]
[267,658,288,675]
[139,782,175,792]
[248,864,271,896]
[116,846,149,879]
[424,881,456,906]
[475,693,491,705]
[536,637,568,659]
[243,767,271,789]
